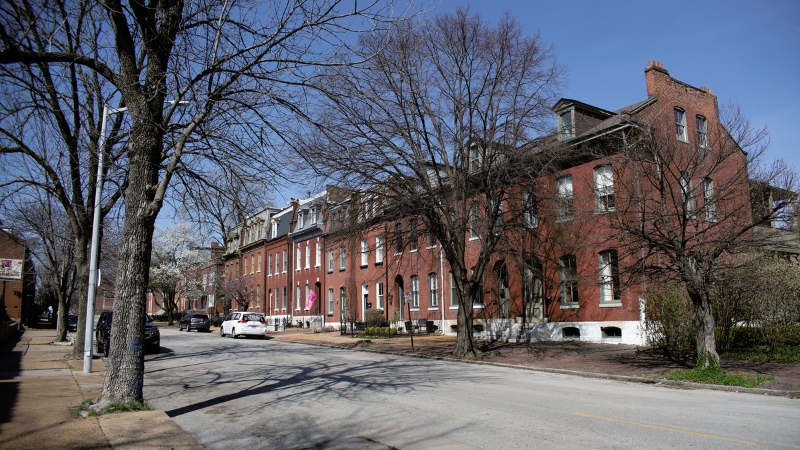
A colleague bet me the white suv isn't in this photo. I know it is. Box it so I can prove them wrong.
[220,312,267,338]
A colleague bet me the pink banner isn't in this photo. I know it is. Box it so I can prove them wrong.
[305,290,317,310]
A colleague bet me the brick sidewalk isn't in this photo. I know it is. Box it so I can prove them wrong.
[0,327,202,450]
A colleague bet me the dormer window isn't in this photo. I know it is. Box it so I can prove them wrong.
[270,220,278,239]
[559,110,574,140]
[469,145,483,172]
[298,211,305,229]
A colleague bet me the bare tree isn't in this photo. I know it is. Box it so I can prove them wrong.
[172,171,264,246]
[2,194,78,340]
[601,101,797,368]
[1,0,419,407]
[0,3,127,357]
[303,8,565,357]
[149,224,203,325]
[221,274,256,312]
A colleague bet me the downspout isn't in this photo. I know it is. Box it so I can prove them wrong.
[439,245,445,334]
[385,221,390,324]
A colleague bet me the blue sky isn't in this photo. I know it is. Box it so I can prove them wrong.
[432,0,799,171]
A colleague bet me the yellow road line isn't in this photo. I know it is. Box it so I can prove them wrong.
[573,411,758,446]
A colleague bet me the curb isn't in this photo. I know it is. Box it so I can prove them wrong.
[273,336,800,399]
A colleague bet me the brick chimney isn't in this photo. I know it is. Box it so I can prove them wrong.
[645,60,670,96]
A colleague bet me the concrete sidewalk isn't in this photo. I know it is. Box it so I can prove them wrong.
[0,328,202,450]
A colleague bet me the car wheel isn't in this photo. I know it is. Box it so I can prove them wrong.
[103,341,109,358]
[219,327,225,337]
[179,323,184,331]
[231,328,236,339]
[96,339,102,355]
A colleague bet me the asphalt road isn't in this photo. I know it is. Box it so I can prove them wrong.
[143,328,800,449]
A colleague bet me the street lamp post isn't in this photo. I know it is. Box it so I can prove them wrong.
[83,104,126,373]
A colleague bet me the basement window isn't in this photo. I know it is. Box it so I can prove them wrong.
[562,327,580,339]
[601,326,622,339]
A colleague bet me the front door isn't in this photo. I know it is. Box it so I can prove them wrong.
[524,265,544,322]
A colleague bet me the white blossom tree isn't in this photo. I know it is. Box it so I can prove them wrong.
[149,224,203,325]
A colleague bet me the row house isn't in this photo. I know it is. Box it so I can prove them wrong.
[223,207,280,315]
[218,62,780,344]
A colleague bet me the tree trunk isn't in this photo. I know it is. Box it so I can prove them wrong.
[55,296,68,342]
[69,242,90,359]
[96,120,161,406]
[689,289,719,368]
[453,277,476,358]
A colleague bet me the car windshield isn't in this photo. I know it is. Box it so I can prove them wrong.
[242,314,263,322]
[194,314,209,319]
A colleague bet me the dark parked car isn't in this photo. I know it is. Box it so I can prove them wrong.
[179,313,211,332]
[95,310,160,357]
[67,313,78,332]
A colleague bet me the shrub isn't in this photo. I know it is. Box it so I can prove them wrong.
[363,326,397,336]
[643,284,695,356]
[365,309,383,328]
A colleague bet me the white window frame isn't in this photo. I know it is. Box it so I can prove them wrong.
[315,241,321,267]
[268,254,272,276]
[696,115,708,150]
[360,239,369,266]
[559,109,574,140]
[469,203,480,240]
[556,176,574,222]
[296,285,301,310]
[362,284,369,317]
[327,249,334,272]
[410,275,419,309]
[296,246,302,271]
[327,288,334,316]
[375,235,384,263]
[428,273,438,308]
[703,178,716,222]
[305,243,310,269]
[594,165,615,212]
[449,272,458,309]
[680,173,695,215]
[598,250,620,305]
[469,145,482,172]
[376,282,384,309]
[339,246,346,271]
[674,107,687,142]
[523,187,538,228]
[282,250,287,273]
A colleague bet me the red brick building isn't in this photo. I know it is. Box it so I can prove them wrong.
[217,62,767,344]
[0,228,36,323]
